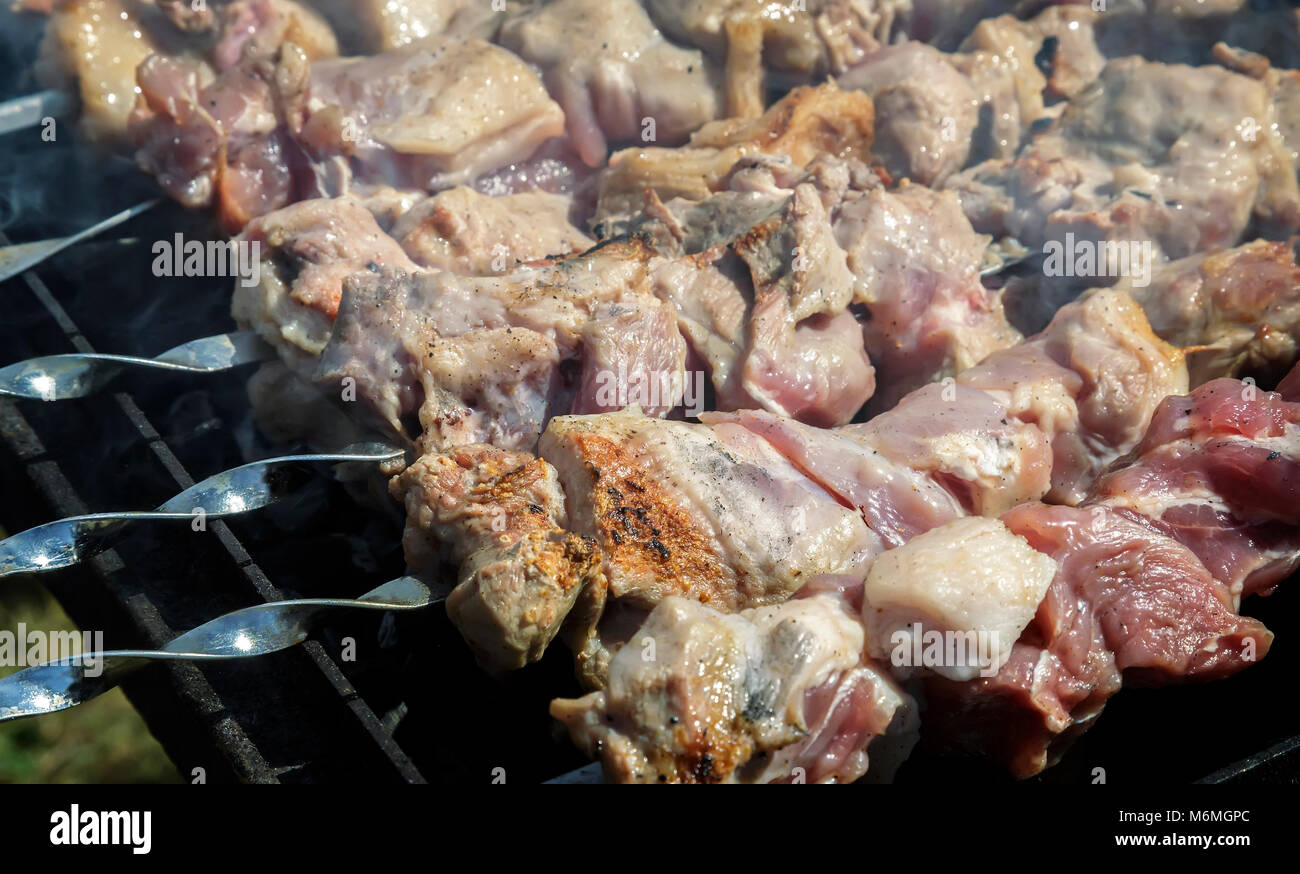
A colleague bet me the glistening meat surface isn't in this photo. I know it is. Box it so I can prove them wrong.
[550,589,918,784]
[921,366,1300,776]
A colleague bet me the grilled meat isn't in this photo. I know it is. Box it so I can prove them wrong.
[1115,239,1300,386]
[233,196,420,374]
[958,287,1187,505]
[550,586,918,784]
[303,39,566,190]
[947,56,1300,269]
[499,0,724,167]
[407,287,1172,675]
[315,239,688,452]
[925,365,1300,775]
[36,0,203,146]
[392,445,606,672]
[594,82,874,222]
[389,186,592,274]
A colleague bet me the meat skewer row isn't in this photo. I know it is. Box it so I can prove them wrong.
[238,137,1032,453]
[306,216,1300,676]
[391,284,1183,675]
[550,359,1300,782]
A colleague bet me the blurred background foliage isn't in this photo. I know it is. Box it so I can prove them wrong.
[0,535,181,783]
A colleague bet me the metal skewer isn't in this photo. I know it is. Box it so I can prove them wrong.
[979,236,1034,277]
[0,442,406,578]
[0,89,74,138]
[0,198,159,284]
[545,763,605,784]
[0,576,434,723]
[0,329,273,400]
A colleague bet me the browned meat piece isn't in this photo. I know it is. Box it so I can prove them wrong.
[389,187,593,274]
[947,57,1300,267]
[232,197,420,374]
[595,82,874,222]
[35,0,202,147]
[551,590,917,783]
[303,39,566,191]
[392,445,606,672]
[499,0,724,168]
[539,408,881,612]
[1114,240,1300,386]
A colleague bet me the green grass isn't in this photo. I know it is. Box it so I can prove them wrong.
[0,541,181,784]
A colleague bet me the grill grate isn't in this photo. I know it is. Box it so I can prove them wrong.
[0,225,426,783]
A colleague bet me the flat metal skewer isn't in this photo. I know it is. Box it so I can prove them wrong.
[0,89,73,137]
[545,763,605,784]
[0,198,159,284]
[0,576,435,723]
[0,329,274,400]
[0,442,406,578]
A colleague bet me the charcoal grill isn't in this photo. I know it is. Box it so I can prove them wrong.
[0,11,1296,786]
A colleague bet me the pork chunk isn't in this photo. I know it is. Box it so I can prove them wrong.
[306,39,566,190]
[500,0,724,167]
[390,187,593,274]
[551,592,917,783]
[392,445,606,672]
